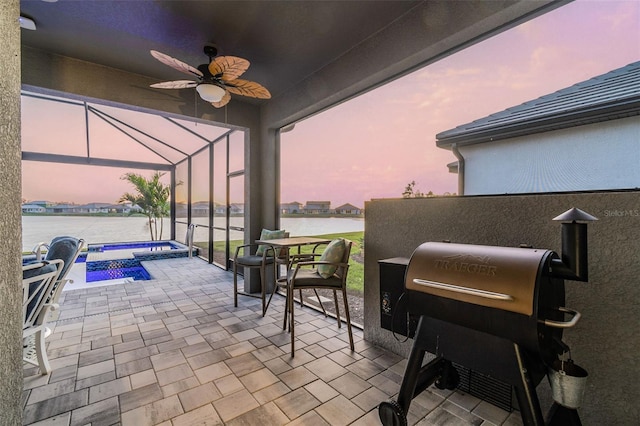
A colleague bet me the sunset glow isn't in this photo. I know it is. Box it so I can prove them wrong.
[280,0,640,208]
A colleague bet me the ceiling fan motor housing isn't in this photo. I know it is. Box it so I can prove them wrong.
[196,64,223,84]
[204,45,218,59]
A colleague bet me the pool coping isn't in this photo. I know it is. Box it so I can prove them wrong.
[79,240,197,261]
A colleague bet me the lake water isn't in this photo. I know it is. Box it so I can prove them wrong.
[21,215,364,251]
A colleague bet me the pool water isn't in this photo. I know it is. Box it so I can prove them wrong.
[78,241,190,284]
[85,258,151,282]
[86,265,151,282]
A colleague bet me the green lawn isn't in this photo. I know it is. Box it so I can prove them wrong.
[291,231,364,295]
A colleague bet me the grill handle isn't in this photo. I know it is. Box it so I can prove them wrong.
[412,279,514,301]
[542,307,581,328]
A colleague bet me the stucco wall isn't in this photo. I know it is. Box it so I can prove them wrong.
[459,116,640,195]
[364,191,639,425]
[1,0,25,424]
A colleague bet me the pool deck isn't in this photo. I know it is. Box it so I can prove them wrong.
[23,257,523,425]
[65,242,192,291]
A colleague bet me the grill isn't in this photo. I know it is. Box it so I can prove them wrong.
[378,208,596,426]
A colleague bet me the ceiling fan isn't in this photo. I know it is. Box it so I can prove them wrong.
[149,46,271,108]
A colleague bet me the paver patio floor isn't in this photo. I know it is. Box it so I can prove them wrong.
[23,257,523,425]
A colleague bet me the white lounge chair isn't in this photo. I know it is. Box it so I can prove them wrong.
[22,260,64,375]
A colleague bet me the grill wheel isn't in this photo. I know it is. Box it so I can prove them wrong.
[378,400,406,426]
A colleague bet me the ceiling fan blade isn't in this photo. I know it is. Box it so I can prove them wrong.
[150,80,198,89]
[211,91,231,108]
[150,50,203,78]
[209,56,250,82]
[225,79,271,99]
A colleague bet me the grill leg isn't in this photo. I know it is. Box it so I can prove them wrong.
[396,345,426,414]
[379,317,448,426]
[380,349,446,426]
[546,403,582,425]
[435,359,459,390]
[513,343,545,426]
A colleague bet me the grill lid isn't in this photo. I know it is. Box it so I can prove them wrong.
[405,242,552,316]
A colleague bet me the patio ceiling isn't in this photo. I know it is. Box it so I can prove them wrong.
[20,0,423,104]
[20,0,568,126]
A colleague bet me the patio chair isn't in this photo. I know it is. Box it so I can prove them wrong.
[286,238,354,356]
[33,236,85,310]
[233,229,287,316]
[22,259,64,375]
[284,241,333,321]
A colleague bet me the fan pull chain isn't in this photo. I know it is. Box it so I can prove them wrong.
[194,91,198,123]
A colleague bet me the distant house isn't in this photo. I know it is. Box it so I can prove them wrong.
[79,203,112,214]
[281,202,303,214]
[129,203,143,214]
[192,201,210,217]
[334,203,362,215]
[21,204,46,213]
[230,203,244,214]
[214,203,225,215]
[49,203,86,214]
[192,201,241,216]
[304,201,331,214]
[109,203,143,214]
[436,61,640,195]
[175,202,188,218]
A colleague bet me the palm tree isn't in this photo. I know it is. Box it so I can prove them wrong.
[120,171,171,240]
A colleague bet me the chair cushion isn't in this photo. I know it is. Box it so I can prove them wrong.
[255,229,285,255]
[45,237,80,280]
[236,255,274,267]
[317,238,346,278]
[289,268,342,289]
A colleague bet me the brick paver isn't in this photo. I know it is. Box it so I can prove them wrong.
[22,257,520,425]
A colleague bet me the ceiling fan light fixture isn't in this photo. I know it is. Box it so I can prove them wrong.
[196,84,225,102]
[19,16,36,31]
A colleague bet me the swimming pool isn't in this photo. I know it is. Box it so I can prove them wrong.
[79,240,194,283]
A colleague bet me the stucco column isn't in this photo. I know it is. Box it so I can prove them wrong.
[0,0,25,424]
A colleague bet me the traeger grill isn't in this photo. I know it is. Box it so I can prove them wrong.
[378,208,596,426]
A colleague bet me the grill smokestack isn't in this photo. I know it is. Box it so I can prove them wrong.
[551,207,597,281]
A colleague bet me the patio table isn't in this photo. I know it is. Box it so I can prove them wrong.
[255,236,331,276]
[256,236,331,319]
[256,236,331,251]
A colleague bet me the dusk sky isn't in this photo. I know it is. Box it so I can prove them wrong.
[22,0,640,208]
[281,0,640,208]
